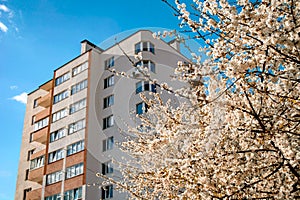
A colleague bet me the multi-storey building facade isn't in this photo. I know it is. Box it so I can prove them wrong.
[15,30,188,200]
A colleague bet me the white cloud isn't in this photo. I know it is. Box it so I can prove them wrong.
[0,21,7,32]
[0,4,9,12]
[9,85,18,90]
[11,92,27,104]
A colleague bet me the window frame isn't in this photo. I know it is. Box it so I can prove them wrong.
[103,95,114,109]
[136,81,156,94]
[136,60,156,73]
[69,98,86,114]
[103,115,114,130]
[46,171,62,185]
[65,163,84,179]
[53,90,69,104]
[104,75,114,89]
[64,187,82,200]
[136,102,148,115]
[33,117,49,131]
[101,185,113,199]
[30,155,45,170]
[71,79,88,95]
[50,128,66,143]
[48,148,64,164]
[52,108,68,123]
[67,140,85,156]
[135,41,155,54]
[55,72,70,87]
[105,56,114,69]
[72,62,88,77]
[68,119,86,135]
[103,136,114,152]
[102,160,113,175]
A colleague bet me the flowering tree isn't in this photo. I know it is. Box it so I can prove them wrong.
[107,0,300,199]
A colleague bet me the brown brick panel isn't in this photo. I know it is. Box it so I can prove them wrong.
[46,159,63,174]
[35,107,50,121]
[28,167,43,184]
[37,92,51,108]
[30,149,46,160]
[26,188,42,200]
[65,151,84,168]
[64,174,84,191]
[44,182,62,197]
[32,127,48,144]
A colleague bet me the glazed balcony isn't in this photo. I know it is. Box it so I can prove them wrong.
[28,167,43,184]
[32,127,48,144]
[26,188,42,200]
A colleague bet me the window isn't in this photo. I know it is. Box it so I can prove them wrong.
[66,163,84,179]
[103,95,114,109]
[103,136,114,152]
[33,98,39,108]
[31,115,36,125]
[55,72,70,86]
[50,128,66,143]
[30,156,44,170]
[45,194,61,200]
[136,81,156,94]
[71,79,88,95]
[52,108,68,122]
[23,188,32,200]
[135,41,155,54]
[103,115,114,130]
[53,90,69,104]
[29,133,33,143]
[68,119,86,134]
[48,149,64,163]
[105,56,114,69]
[136,60,155,73]
[104,75,114,89]
[46,171,62,185]
[101,185,113,199]
[69,98,86,114]
[27,149,34,161]
[136,102,148,115]
[67,140,84,156]
[34,117,49,131]
[64,187,82,200]
[102,160,113,175]
[72,62,88,77]
[25,169,29,180]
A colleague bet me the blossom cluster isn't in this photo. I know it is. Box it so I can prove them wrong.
[114,0,300,199]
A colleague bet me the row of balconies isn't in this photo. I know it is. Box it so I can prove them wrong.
[26,81,52,200]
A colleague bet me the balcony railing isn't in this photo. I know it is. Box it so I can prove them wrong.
[32,127,48,144]
[28,167,43,184]
[26,188,42,200]
[37,92,52,108]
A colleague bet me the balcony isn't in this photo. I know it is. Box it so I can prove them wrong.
[35,107,50,122]
[30,149,46,160]
[37,92,52,108]
[28,167,43,184]
[26,188,42,200]
[40,79,53,92]
[32,127,48,144]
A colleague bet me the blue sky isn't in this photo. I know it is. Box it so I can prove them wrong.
[0,1,180,199]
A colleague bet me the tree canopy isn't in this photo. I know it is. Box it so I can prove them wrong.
[109,0,300,199]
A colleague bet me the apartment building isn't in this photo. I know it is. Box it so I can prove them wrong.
[15,30,188,200]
